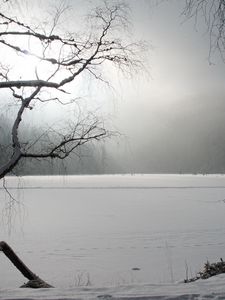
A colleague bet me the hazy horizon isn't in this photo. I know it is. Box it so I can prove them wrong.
[1,0,225,175]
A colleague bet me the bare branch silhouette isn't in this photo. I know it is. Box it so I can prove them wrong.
[0,1,146,180]
[183,0,225,62]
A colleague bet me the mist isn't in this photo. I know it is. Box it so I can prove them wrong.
[103,0,225,174]
[1,0,225,175]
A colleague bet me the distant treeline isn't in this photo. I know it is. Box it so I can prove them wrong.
[0,114,116,176]
[2,95,225,175]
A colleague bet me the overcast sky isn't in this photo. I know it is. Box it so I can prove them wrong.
[101,0,225,173]
[3,0,225,174]
[62,0,225,174]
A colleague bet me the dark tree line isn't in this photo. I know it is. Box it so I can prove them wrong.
[0,113,113,175]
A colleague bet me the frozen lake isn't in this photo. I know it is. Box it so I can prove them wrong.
[1,174,225,292]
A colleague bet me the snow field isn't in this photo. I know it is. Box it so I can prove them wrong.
[1,174,225,299]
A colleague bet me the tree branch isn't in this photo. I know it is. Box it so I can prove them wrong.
[0,1,146,178]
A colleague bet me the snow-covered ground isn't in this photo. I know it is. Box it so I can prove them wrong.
[1,174,225,299]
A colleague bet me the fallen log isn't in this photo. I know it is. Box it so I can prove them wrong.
[0,241,53,288]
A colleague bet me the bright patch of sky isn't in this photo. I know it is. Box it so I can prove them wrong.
[1,0,225,173]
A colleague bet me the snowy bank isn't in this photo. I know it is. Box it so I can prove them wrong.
[1,175,225,299]
[1,275,225,299]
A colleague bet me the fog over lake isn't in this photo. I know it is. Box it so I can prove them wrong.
[1,0,225,175]
[1,1,225,299]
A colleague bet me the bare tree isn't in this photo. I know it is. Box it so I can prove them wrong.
[183,0,225,62]
[0,1,146,288]
[0,0,145,179]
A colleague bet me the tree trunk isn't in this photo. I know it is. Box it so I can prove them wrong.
[0,241,53,288]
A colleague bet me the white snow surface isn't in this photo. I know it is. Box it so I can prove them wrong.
[2,275,225,299]
[1,174,225,299]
